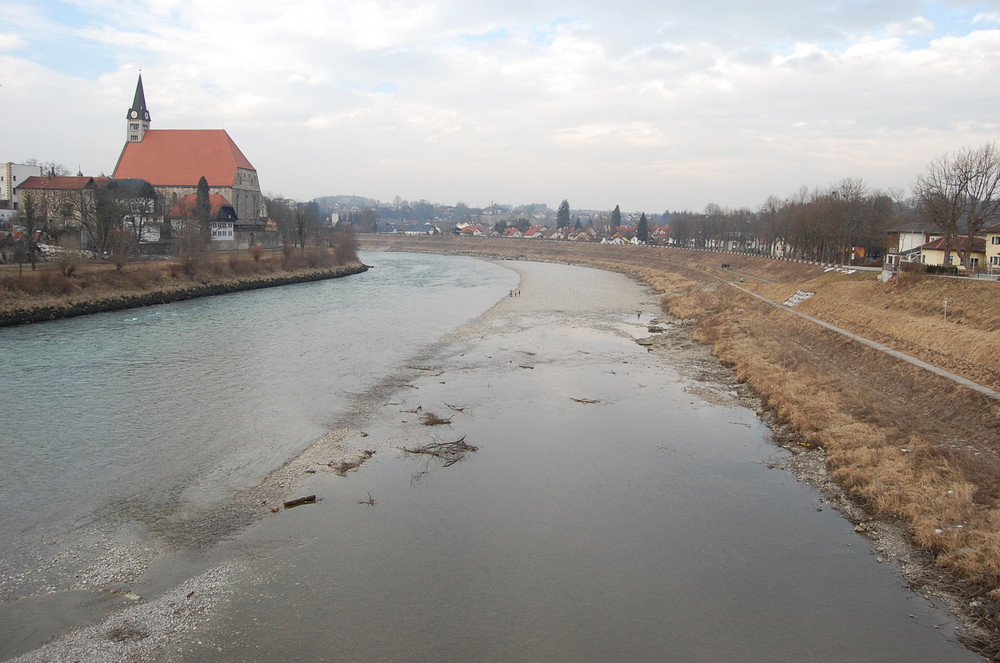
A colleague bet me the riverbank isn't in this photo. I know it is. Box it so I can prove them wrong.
[359,235,1000,658]
[0,249,367,327]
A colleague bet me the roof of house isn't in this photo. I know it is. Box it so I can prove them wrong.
[919,236,986,252]
[18,176,111,191]
[113,130,256,187]
[167,193,237,220]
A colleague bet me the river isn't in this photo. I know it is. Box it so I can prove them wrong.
[0,252,983,661]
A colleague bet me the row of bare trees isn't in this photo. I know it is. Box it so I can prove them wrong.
[666,178,907,263]
[664,142,1000,267]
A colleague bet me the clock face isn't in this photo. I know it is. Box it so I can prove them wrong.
[130,110,138,118]
[143,112,149,120]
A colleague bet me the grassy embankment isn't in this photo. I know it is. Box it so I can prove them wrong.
[0,246,366,326]
[361,234,1000,654]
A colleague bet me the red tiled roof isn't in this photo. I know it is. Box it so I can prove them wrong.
[167,193,235,219]
[18,176,110,191]
[919,236,985,252]
[113,130,256,187]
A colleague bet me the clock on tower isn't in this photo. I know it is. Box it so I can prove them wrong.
[126,74,151,143]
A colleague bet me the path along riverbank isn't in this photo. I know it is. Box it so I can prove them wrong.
[356,236,1000,659]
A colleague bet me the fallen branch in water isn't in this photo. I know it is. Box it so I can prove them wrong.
[445,403,465,412]
[571,397,600,404]
[402,434,478,467]
[283,495,316,508]
[357,491,376,506]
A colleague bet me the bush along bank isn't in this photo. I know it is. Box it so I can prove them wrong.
[0,262,368,327]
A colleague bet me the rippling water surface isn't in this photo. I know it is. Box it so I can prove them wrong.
[0,251,518,575]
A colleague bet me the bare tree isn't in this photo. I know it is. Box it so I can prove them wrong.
[915,142,1000,269]
[17,193,40,273]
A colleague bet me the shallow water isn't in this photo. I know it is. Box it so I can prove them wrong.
[172,264,980,662]
[0,252,517,603]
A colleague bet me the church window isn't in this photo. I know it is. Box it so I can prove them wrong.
[130,123,139,131]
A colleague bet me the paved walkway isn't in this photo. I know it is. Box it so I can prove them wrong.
[728,281,1000,401]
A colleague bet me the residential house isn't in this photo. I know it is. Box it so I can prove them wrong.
[917,236,986,271]
[403,222,438,235]
[16,175,158,251]
[886,223,945,267]
[166,193,238,250]
[983,221,1000,274]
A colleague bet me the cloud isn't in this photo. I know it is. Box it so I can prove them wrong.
[3,1,1000,211]
[0,33,27,51]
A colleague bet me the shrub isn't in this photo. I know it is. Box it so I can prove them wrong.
[58,255,80,277]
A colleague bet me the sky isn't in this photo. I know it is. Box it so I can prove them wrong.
[2,1,1000,213]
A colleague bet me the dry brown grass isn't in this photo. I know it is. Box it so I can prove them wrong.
[360,235,1000,653]
[0,247,363,321]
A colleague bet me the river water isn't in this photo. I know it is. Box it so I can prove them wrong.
[0,252,984,661]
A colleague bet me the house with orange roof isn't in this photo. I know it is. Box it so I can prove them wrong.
[16,175,159,252]
[112,75,269,248]
[917,235,986,272]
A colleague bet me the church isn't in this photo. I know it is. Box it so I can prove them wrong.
[112,75,272,247]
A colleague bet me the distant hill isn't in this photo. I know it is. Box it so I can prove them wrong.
[313,195,378,210]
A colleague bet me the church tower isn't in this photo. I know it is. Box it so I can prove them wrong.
[126,74,151,143]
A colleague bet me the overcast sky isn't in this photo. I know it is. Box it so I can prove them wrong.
[3,1,999,213]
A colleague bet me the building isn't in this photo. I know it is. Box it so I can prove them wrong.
[0,162,44,222]
[917,235,986,271]
[112,75,269,244]
[166,193,238,250]
[16,175,158,251]
[983,222,1000,274]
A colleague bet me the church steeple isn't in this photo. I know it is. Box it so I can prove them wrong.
[126,74,151,143]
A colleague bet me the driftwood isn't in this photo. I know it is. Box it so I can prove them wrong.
[420,412,453,426]
[571,397,600,404]
[283,495,316,508]
[445,403,465,412]
[402,435,478,467]
[357,491,376,506]
[328,449,376,476]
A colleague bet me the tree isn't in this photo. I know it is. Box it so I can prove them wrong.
[360,207,379,233]
[72,180,129,258]
[18,192,39,273]
[195,176,212,247]
[25,159,70,177]
[556,199,571,229]
[636,213,649,244]
[294,208,308,250]
[915,142,1000,269]
[611,204,622,229]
